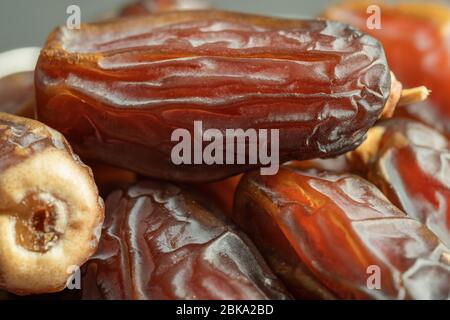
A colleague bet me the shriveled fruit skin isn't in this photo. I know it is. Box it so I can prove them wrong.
[0,112,104,295]
[324,1,450,136]
[82,180,291,300]
[35,10,390,182]
[232,167,450,299]
[349,119,450,248]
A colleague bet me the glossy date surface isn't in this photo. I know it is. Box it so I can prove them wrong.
[82,180,291,300]
[325,1,450,136]
[36,11,391,182]
[349,119,450,248]
[232,166,450,299]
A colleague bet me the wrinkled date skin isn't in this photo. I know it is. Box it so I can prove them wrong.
[325,1,450,136]
[232,167,450,299]
[82,180,291,300]
[0,72,35,117]
[36,11,391,182]
[120,0,210,16]
[349,119,450,248]
[0,112,104,295]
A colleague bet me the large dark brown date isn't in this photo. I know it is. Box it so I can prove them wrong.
[82,180,291,300]
[348,119,450,248]
[232,166,450,299]
[36,11,391,182]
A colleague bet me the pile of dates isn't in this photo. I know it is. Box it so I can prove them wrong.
[1,0,450,300]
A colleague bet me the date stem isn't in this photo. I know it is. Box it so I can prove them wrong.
[399,86,430,106]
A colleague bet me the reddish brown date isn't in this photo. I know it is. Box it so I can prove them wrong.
[348,119,450,248]
[82,180,291,300]
[232,167,450,299]
[324,1,450,136]
[36,11,391,182]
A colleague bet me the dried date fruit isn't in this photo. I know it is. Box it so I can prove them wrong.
[35,10,415,182]
[120,0,210,16]
[0,72,35,118]
[348,119,450,248]
[82,180,291,300]
[232,166,450,299]
[324,1,450,136]
[0,112,104,295]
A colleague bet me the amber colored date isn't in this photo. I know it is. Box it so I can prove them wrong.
[82,180,291,300]
[324,1,450,136]
[348,119,450,248]
[232,167,450,299]
[0,112,104,295]
[36,11,391,182]
[0,72,35,117]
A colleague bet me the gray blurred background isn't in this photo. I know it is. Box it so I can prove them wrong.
[0,0,442,52]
